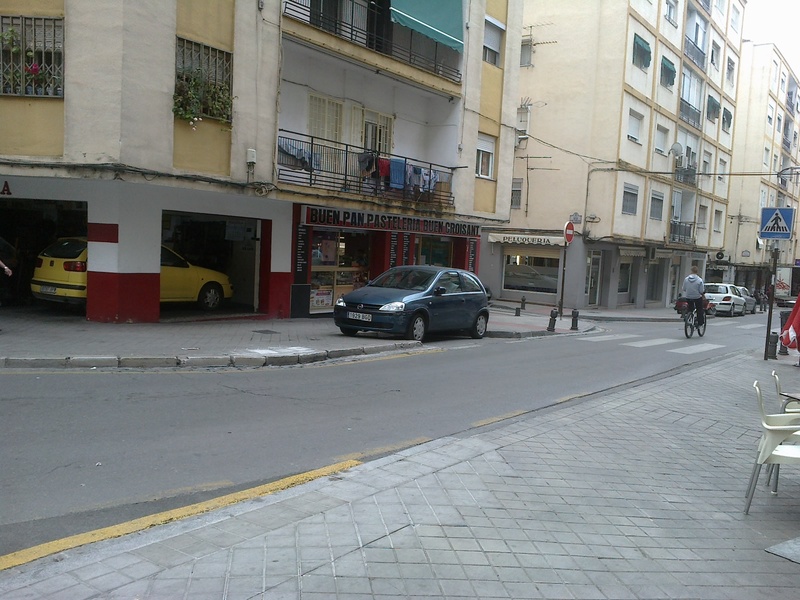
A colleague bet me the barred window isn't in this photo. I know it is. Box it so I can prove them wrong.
[173,37,233,123]
[1,16,64,97]
[511,178,523,209]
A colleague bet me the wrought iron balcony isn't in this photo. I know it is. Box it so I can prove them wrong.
[282,0,461,84]
[675,165,697,186]
[679,99,702,129]
[684,36,706,71]
[277,130,455,206]
[669,220,695,244]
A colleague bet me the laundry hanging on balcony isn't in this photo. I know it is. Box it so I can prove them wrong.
[389,0,464,52]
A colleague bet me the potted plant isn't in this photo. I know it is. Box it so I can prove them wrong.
[203,82,232,122]
[173,72,203,129]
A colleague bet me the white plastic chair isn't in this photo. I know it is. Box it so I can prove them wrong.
[771,370,800,413]
[744,381,800,514]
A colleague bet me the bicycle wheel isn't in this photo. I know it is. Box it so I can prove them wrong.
[684,311,694,338]
[696,312,706,337]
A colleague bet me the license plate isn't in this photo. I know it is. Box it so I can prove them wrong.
[40,285,57,295]
[347,311,372,322]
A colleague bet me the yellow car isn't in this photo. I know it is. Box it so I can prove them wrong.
[31,238,234,310]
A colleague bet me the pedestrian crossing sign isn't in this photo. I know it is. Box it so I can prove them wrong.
[760,207,795,239]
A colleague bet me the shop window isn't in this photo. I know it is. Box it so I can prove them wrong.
[618,262,631,293]
[417,237,452,266]
[309,231,370,311]
[503,254,559,294]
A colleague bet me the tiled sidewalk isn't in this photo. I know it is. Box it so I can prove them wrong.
[2,353,800,598]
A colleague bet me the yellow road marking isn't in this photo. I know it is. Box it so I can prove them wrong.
[335,437,431,462]
[0,460,360,571]
[472,410,529,428]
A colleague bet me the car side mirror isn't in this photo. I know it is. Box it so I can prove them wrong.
[434,286,446,296]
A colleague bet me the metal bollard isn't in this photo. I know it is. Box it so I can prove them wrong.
[571,309,579,331]
[515,307,521,317]
[520,296,526,311]
[547,308,558,332]
[768,332,779,360]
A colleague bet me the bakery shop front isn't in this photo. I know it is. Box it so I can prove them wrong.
[290,205,480,316]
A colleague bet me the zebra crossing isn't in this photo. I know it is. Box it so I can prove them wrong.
[576,318,765,354]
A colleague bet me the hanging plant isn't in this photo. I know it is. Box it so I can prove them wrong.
[203,82,232,122]
[173,73,203,129]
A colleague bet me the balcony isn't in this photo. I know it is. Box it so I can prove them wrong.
[282,0,461,84]
[669,220,695,244]
[784,136,792,152]
[277,130,455,206]
[679,99,702,129]
[684,36,706,71]
[675,165,698,186]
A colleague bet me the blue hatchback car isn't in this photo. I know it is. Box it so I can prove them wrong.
[333,266,490,342]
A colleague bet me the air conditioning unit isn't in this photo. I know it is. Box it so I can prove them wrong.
[675,155,684,168]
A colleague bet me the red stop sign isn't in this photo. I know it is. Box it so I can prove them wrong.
[564,221,575,245]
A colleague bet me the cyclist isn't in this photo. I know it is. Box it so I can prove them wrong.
[681,266,706,328]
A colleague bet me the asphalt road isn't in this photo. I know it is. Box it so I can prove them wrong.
[0,313,771,556]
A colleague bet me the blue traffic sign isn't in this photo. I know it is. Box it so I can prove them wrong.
[760,207,795,239]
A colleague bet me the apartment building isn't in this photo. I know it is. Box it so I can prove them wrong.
[0,0,520,322]
[725,41,800,295]
[482,0,744,310]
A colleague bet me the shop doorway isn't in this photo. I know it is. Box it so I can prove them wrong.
[586,250,601,306]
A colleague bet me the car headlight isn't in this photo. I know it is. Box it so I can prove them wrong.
[379,301,405,312]
[335,297,346,307]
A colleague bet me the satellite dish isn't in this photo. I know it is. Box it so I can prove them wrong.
[669,142,683,156]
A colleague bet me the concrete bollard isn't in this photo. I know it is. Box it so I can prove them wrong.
[768,332,779,360]
[571,309,579,331]
[547,308,558,332]
[520,296,526,310]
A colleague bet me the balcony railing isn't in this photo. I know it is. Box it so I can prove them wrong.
[679,99,702,129]
[282,0,461,84]
[684,36,706,71]
[675,165,697,186]
[669,220,695,244]
[784,136,792,152]
[277,130,455,205]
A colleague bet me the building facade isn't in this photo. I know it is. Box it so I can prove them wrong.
[0,0,520,322]
[480,0,745,310]
[725,41,800,295]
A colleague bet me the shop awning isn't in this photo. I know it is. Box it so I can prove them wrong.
[619,246,646,257]
[390,0,464,52]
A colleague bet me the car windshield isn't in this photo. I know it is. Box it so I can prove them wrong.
[705,284,726,294]
[41,239,86,259]
[370,269,435,291]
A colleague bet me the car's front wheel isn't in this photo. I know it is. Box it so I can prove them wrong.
[406,313,427,342]
[197,282,223,310]
[470,313,488,339]
[340,327,358,337]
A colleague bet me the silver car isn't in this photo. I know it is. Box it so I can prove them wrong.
[704,283,747,316]
[734,286,757,314]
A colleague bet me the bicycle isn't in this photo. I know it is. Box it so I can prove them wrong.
[683,302,706,338]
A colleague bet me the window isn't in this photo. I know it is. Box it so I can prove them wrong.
[520,39,532,67]
[706,95,720,121]
[476,133,495,178]
[1,16,64,97]
[483,20,503,66]
[722,107,732,132]
[710,42,720,69]
[655,125,669,154]
[777,114,783,136]
[726,57,736,85]
[504,255,559,294]
[665,0,678,25]
[352,107,393,153]
[702,151,712,176]
[772,60,780,90]
[714,0,726,13]
[781,72,787,92]
[650,191,664,220]
[622,183,639,215]
[773,153,778,171]
[767,103,775,127]
[628,109,643,142]
[632,34,652,70]
[697,205,708,229]
[718,157,727,180]
[511,178,523,209]
[660,56,676,88]
[714,209,723,232]
[517,106,530,134]
[731,5,740,32]
[174,38,234,122]
[764,147,771,166]
[309,94,343,141]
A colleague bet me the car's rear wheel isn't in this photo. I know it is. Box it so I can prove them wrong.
[751,304,756,314]
[470,313,488,339]
[197,282,223,311]
[406,313,427,342]
[340,327,358,337]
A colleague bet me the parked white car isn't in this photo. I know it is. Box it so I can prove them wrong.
[704,283,746,316]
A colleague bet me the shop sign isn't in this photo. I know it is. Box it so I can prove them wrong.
[302,206,480,238]
[487,233,563,245]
